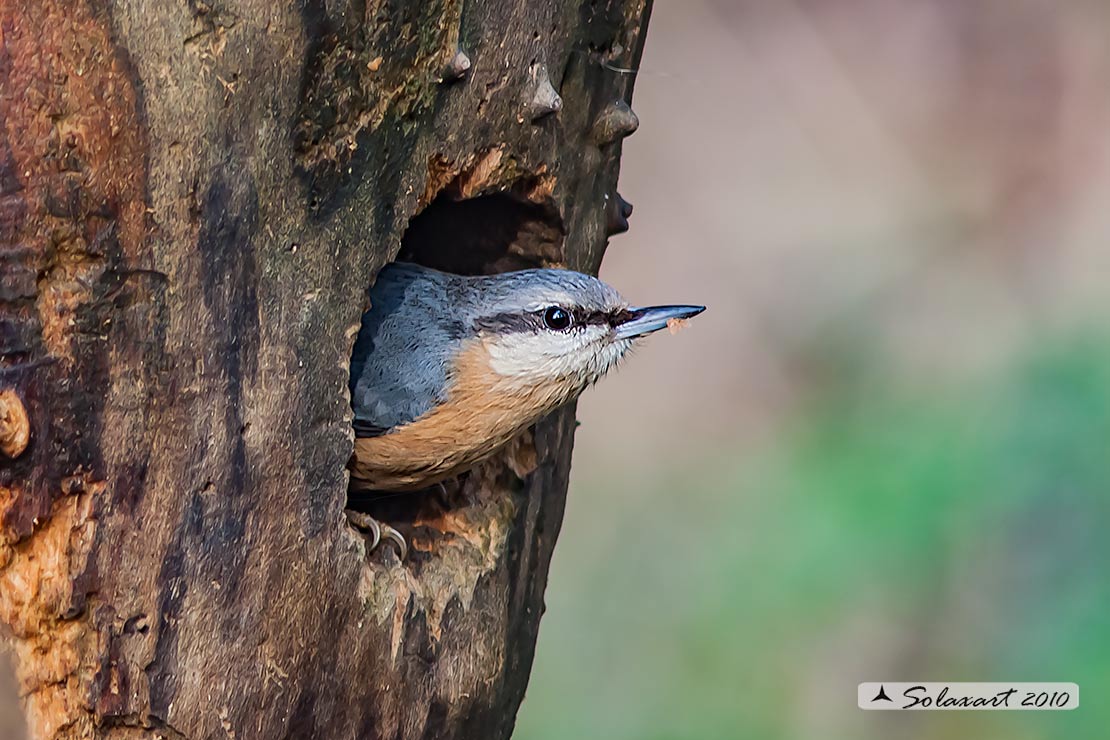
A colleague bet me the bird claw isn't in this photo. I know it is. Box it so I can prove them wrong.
[378,522,408,560]
[344,509,407,560]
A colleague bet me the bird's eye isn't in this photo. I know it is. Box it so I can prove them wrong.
[543,306,572,331]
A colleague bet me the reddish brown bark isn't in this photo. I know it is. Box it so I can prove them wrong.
[0,1,652,737]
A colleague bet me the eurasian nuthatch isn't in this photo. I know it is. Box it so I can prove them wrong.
[346,262,704,556]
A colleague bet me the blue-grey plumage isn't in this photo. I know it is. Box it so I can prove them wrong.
[349,263,461,435]
[348,262,704,491]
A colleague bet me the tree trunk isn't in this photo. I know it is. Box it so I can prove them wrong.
[0,0,652,737]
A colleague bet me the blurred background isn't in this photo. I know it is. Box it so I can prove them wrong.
[517,1,1110,739]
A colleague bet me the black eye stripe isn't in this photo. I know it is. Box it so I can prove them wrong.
[472,312,537,333]
[572,308,634,327]
[550,307,620,329]
[474,307,626,334]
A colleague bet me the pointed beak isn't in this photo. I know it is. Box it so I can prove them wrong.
[613,304,706,340]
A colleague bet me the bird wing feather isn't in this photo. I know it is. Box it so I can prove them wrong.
[349,263,463,437]
[351,418,390,438]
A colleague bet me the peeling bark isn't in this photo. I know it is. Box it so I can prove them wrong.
[0,0,652,738]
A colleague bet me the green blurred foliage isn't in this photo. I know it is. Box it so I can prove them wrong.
[517,332,1110,740]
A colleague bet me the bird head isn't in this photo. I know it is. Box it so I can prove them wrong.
[465,268,704,402]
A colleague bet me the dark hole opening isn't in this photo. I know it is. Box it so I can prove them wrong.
[346,186,565,558]
[397,189,564,275]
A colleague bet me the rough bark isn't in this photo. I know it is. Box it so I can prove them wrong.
[0,1,651,738]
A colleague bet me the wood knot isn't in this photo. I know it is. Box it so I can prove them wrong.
[441,48,472,82]
[526,64,562,121]
[591,100,639,146]
[0,389,30,459]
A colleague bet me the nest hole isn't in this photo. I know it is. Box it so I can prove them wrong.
[346,185,564,551]
[397,188,565,275]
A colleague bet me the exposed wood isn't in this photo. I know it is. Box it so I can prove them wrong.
[0,0,652,738]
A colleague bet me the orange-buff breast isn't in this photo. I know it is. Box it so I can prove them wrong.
[350,340,568,491]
